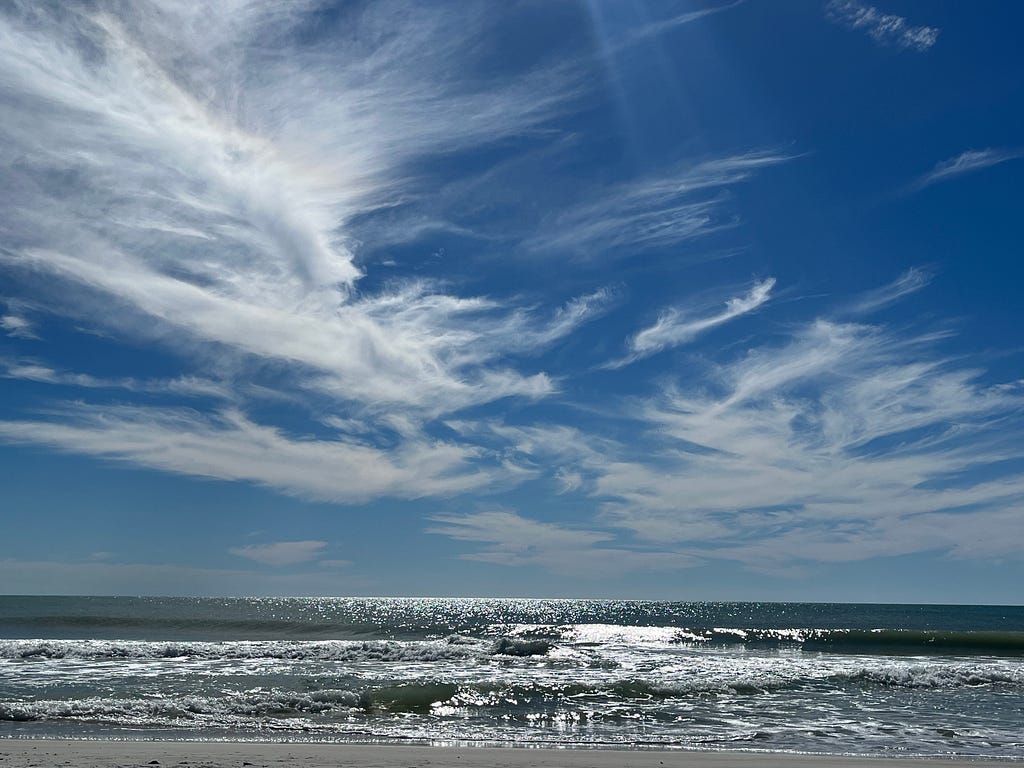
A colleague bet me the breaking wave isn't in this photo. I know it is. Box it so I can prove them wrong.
[507,625,1024,656]
[5,662,1021,730]
[5,627,1024,669]
[0,635,561,663]
[490,637,552,656]
[841,664,1024,689]
[0,638,482,662]
[0,682,471,725]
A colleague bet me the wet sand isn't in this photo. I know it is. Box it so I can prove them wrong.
[0,740,1001,768]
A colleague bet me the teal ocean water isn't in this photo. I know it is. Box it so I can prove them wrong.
[1,597,1022,757]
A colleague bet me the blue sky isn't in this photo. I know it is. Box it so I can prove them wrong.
[1,0,1023,602]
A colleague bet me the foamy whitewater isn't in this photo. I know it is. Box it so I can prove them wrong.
[1,597,1022,758]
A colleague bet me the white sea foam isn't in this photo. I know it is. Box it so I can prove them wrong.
[0,638,484,663]
[0,690,360,727]
[506,623,703,645]
[843,664,1024,688]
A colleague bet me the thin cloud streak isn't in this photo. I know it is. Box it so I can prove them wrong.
[621,2,744,46]
[607,278,775,368]
[2,358,230,399]
[527,152,794,256]
[846,267,932,315]
[0,405,505,503]
[826,0,939,52]
[911,149,1023,191]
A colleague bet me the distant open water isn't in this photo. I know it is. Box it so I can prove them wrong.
[1,597,1022,758]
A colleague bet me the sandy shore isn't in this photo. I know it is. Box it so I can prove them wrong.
[0,740,1003,768]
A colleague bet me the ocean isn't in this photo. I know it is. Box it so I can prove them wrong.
[0,596,1022,758]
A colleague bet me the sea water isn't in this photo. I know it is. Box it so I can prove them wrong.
[0,596,1022,758]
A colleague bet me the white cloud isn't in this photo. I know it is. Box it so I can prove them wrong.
[912,149,1023,191]
[0,1,585,419]
[1,358,230,398]
[444,420,620,483]
[7,249,564,411]
[826,0,939,52]
[591,319,1024,567]
[1,2,1018,588]
[0,1,625,500]
[437,274,1024,574]
[608,278,775,367]
[846,267,932,314]
[1,362,60,383]
[527,151,794,256]
[525,288,617,350]
[0,3,801,521]
[1,315,36,339]
[0,405,504,503]
[228,540,328,566]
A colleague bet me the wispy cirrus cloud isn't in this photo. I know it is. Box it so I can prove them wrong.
[607,278,775,368]
[845,267,932,315]
[1,358,230,399]
[0,405,504,503]
[0,1,782,508]
[435,273,1024,574]
[527,151,794,256]
[2,2,1019,595]
[0,0,583,413]
[1,315,36,339]
[911,149,1023,191]
[594,316,1024,568]
[620,2,744,46]
[826,0,939,52]
[0,0,605,498]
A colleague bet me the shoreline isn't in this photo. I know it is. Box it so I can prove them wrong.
[0,739,1012,767]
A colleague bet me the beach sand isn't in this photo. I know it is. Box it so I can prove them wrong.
[0,740,999,768]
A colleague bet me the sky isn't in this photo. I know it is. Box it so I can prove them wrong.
[1,0,1023,603]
